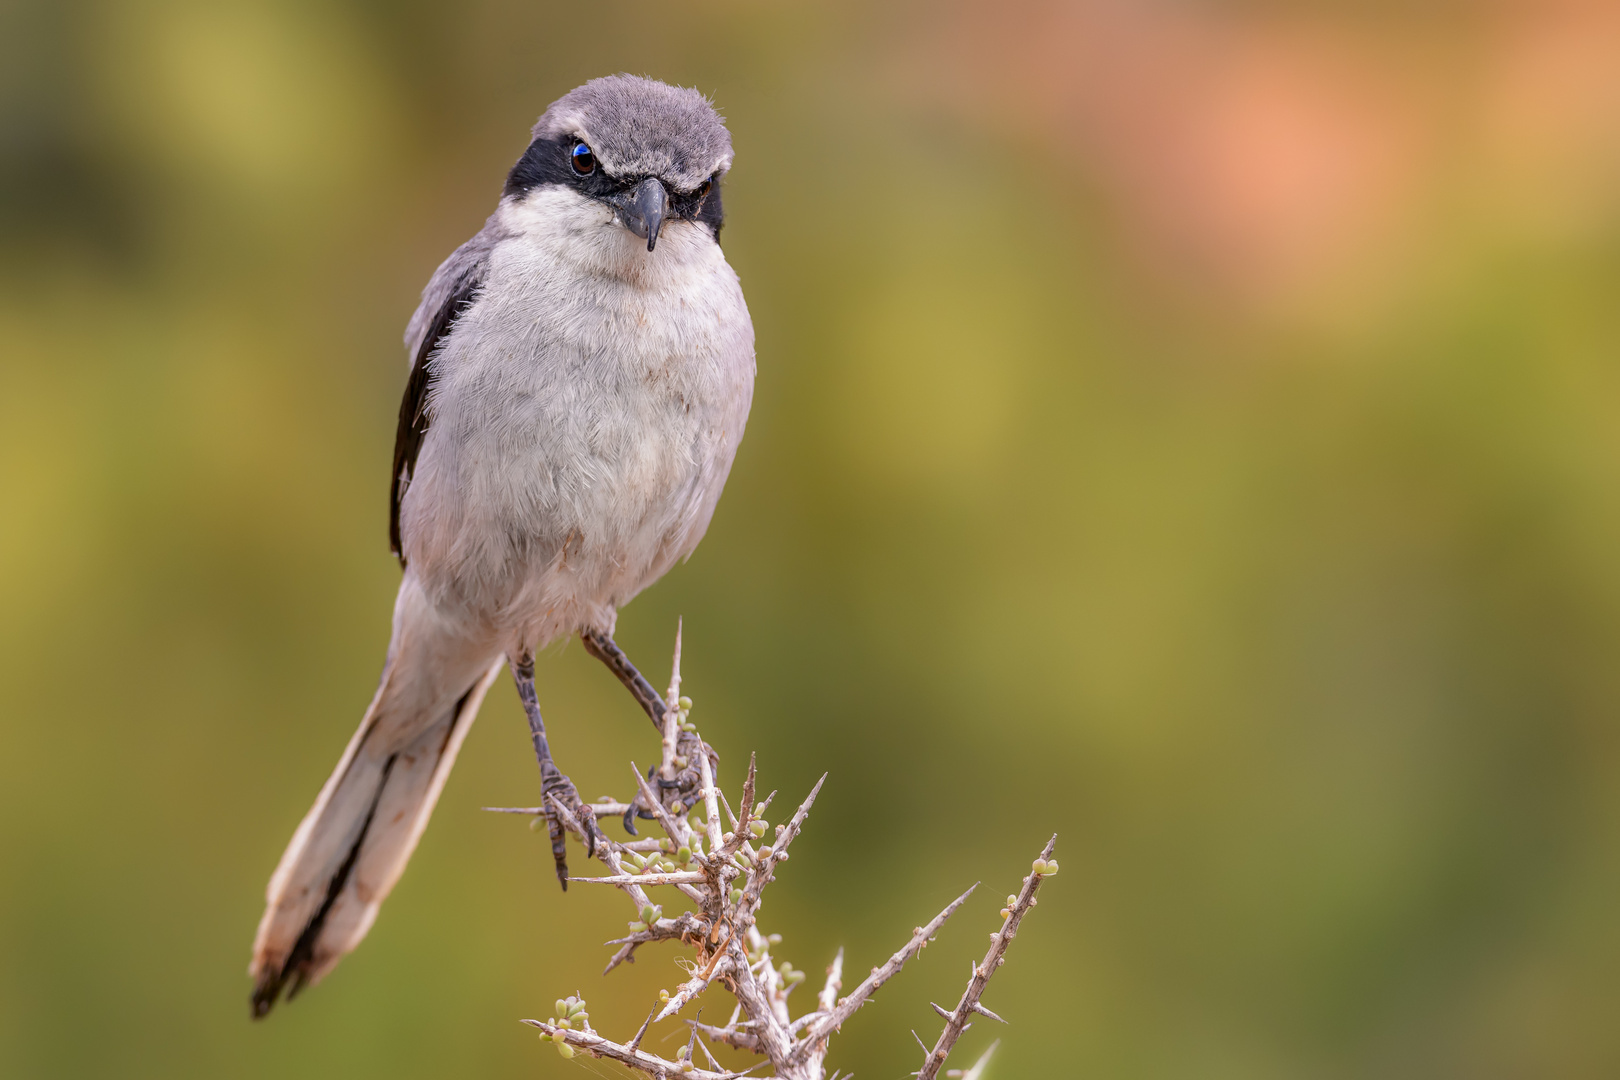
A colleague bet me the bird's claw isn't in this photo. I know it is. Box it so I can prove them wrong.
[540,760,597,889]
[622,764,660,835]
[672,731,721,812]
[621,733,720,831]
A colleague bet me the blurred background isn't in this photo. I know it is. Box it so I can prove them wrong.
[3,0,1619,1076]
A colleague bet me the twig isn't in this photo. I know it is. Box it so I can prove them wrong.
[698,739,725,856]
[655,950,733,1023]
[660,619,683,782]
[522,1018,756,1079]
[691,1016,764,1053]
[568,870,709,888]
[604,912,708,948]
[602,911,711,975]
[916,835,1058,1080]
[736,774,824,928]
[818,947,845,1014]
[796,883,977,1057]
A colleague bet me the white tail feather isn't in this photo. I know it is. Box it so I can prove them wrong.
[250,648,503,1015]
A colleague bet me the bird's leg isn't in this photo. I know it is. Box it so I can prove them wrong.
[510,652,598,889]
[580,629,718,834]
[579,629,669,733]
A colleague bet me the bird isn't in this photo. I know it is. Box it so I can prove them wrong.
[248,75,754,1018]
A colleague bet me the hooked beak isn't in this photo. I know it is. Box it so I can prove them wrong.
[611,177,669,252]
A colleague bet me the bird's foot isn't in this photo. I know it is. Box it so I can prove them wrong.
[622,731,720,833]
[540,759,598,889]
[669,730,721,812]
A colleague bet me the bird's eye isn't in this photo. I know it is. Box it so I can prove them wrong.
[571,143,596,175]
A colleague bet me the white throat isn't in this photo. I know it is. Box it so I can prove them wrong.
[498,185,718,286]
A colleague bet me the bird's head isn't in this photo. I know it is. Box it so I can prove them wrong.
[504,74,732,254]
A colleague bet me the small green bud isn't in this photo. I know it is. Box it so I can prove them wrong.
[748,819,767,838]
[673,755,688,769]
[676,846,691,863]
[658,989,670,1003]
[557,1017,571,1029]
[767,933,782,945]
[555,999,568,1017]
[555,1041,574,1060]
[681,721,697,732]
[529,816,546,833]
[729,887,743,904]
[678,696,693,710]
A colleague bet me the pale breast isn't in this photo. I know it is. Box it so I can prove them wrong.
[399,188,754,637]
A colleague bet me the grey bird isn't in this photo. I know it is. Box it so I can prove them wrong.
[248,75,754,1017]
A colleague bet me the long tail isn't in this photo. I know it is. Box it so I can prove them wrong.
[250,583,504,1017]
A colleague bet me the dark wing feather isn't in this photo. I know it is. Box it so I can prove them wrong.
[390,277,482,564]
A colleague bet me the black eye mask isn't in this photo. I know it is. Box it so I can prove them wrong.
[504,136,725,240]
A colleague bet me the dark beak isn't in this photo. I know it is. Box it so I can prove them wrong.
[613,177,669,252]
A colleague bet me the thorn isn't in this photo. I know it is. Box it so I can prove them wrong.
[669,616,683,704]
[912,1029,929,1054]
[930,1002,955,1022]
[625,1003,658,1053]
[684,1007,701,1065]
[970,1001,1007,1024]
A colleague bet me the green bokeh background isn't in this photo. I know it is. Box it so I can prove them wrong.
[4,2,1619,1077]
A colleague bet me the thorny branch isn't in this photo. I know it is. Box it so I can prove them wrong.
[916,835,1058,1080]
[486,627,1059,1079]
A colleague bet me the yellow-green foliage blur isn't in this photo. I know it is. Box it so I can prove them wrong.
[3,2,1619,1077]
